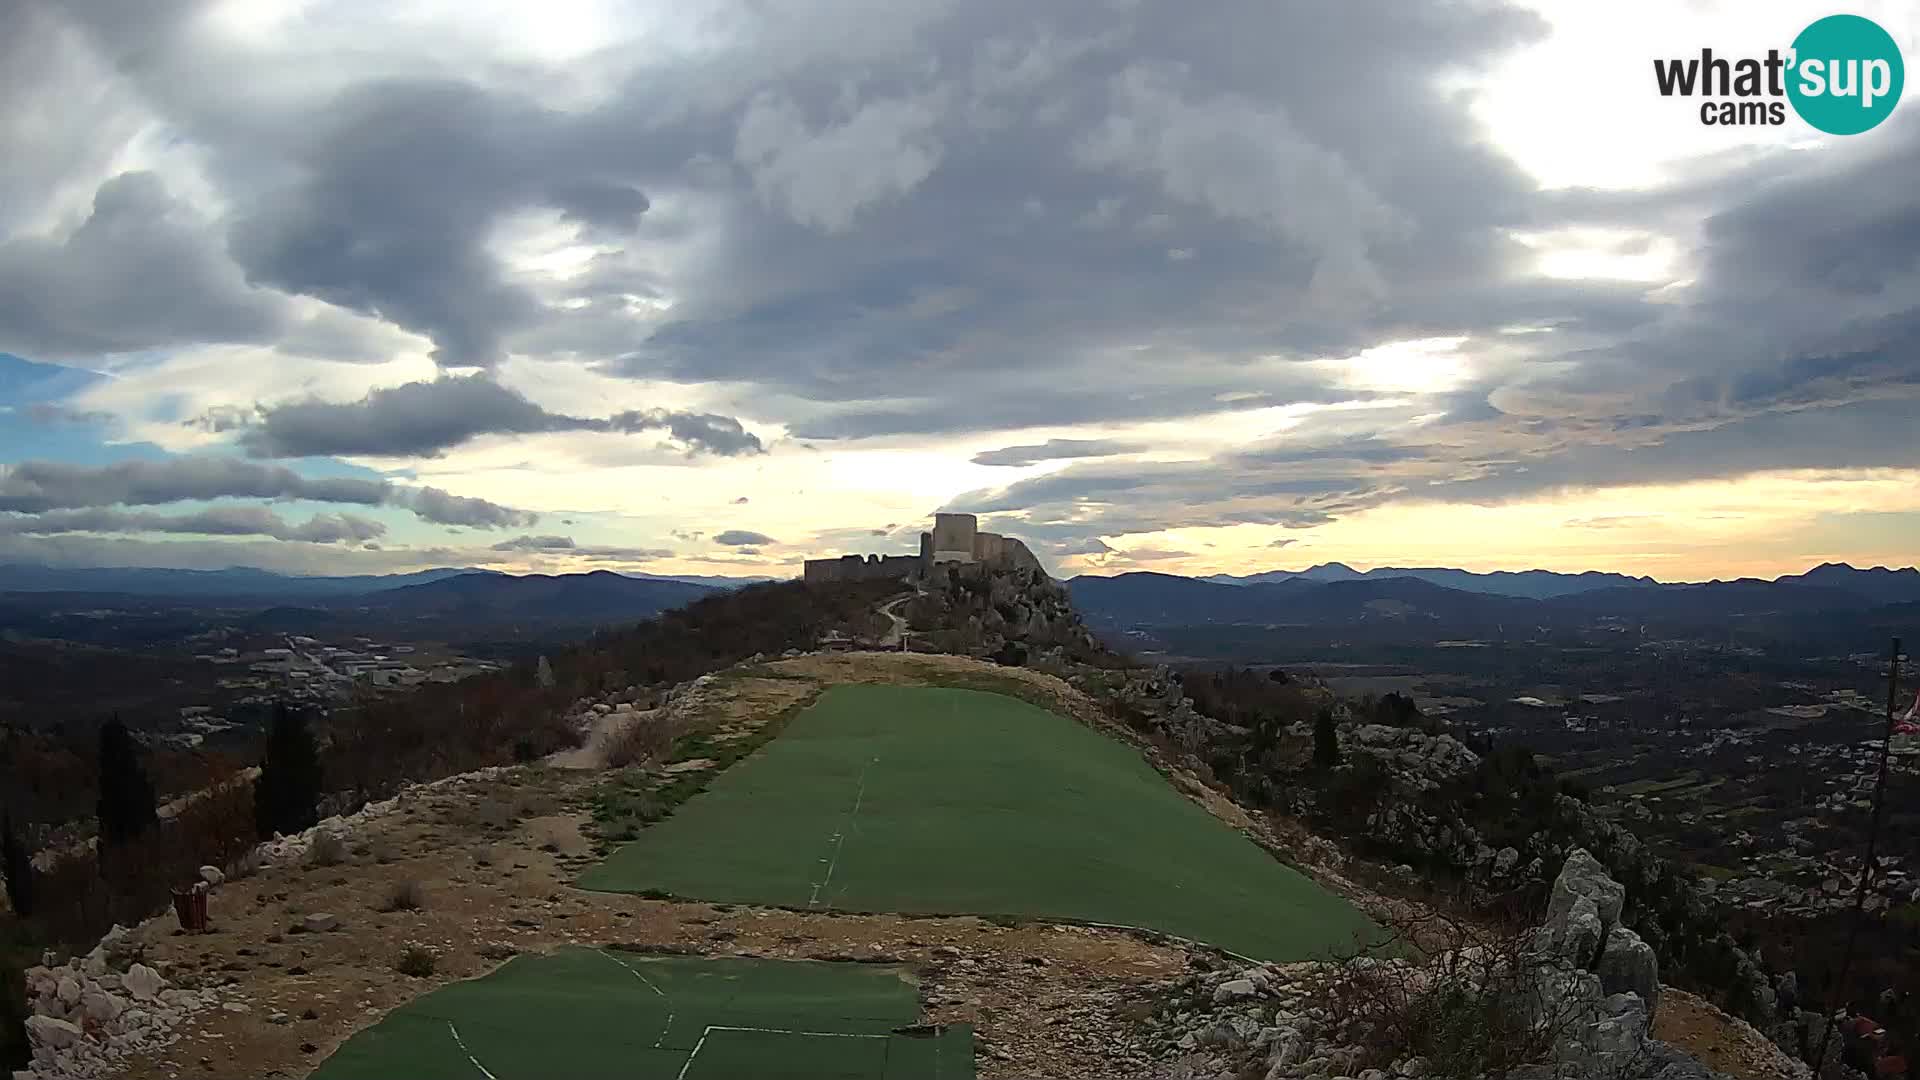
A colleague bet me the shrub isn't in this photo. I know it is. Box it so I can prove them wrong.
[604,719,674,770]
[306,831,348,868]
[381,879,425,912]
[1314,909,1604,1078]
[395,944,437,977]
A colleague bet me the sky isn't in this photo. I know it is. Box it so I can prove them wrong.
[2,0,1918,583]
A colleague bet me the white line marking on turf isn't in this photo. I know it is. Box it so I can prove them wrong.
[596,948,675,1048]
[807,755,877,909]
[446,1021,499,1080]
[676,1025,892,1080]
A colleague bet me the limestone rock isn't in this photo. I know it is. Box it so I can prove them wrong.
[123,963,165,1001]
[1547,848,1625,932]
[199,864,226,887]
[80,989,125,1022]
[302,912,341,933]
[1597,926,1661,1017]
[55,976,81,1006]
[24,1016,82,1050]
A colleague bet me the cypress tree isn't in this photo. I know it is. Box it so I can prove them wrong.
[2,815,31,917]
[254,702,323,839]
[96,717,159,848]
[1313,706,1341,768]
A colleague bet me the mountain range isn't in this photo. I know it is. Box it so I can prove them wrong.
[1068,562,1920,636]
[0,563,771,597]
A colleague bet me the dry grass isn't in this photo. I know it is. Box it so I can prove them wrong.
[394,944,437,977]
[379,879,426,913]
[604,717,676,769]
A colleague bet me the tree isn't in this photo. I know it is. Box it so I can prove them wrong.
[1314,706,1341,768]
[96,717,158,848]
[1,815,30,917]
[254,703,323,839]
[1,948,27,1071]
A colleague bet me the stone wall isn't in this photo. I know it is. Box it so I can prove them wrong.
[802,553,922,585]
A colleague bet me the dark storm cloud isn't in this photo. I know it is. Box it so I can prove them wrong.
[0,456,536,530]
[235,376,764,458]
[713,530,775,546]
[0,506,385,544]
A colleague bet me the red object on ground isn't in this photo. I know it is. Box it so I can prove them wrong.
[1875,1055,1906,1079]
[171,882,209,932]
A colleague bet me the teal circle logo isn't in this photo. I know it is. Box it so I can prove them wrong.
[1787,14,1904,135]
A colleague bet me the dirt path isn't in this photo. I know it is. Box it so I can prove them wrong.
[876,594,912,648]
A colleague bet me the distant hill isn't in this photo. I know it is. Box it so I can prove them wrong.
[1203,562,1657,599]
[1072,561,1920,637]
[0,564,486,598]
[0,563,775,598]
[331,570,713,622]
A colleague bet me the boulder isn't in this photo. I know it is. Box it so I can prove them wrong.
[55,975,82,1006]
[79,990,125,1023]
[1597,927,1660,1017]
[199,865,226,887]
[123,963,165,1001]
[1547,848,1625,932]
[1213,978,1259,1003]
[24,1016,82,1051]
[1493,846,1521,876]
[1546,894,1603,969]
[302,912,341,933]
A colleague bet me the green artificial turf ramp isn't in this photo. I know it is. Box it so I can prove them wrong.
[581,684,1380,961]
[309,948,970,1080]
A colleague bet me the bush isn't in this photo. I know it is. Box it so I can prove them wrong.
[381,879,425,912]
[395,944,437,977]
[604,719,674,770]
[306,831,348,868]
[1315,910,1598,1078]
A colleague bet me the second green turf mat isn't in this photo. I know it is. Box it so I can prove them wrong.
[580,684,1381,961]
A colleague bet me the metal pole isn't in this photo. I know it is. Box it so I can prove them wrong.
[1811,637,1902,1073]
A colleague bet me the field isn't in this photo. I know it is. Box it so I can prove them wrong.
[581,684,1379,961]
[311,948,971,1079]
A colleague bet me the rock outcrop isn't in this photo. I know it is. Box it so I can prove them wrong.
[1140,850,1766,1080]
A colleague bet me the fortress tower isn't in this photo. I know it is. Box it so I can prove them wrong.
[930,513,979,564]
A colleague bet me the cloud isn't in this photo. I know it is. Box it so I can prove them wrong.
[396,485,539,528]
[488,533,674,561]
[0,170,290,360]
[0,456,536,530]
[714,529,776,546]
[970,439,1144,467]
[1268,537,1297,548]
[233,375,764,458]
[0,506,385,544]
[489,534,576,552]
[0,457,388,513]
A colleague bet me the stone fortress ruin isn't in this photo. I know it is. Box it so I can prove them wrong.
[803,512,1044,584]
